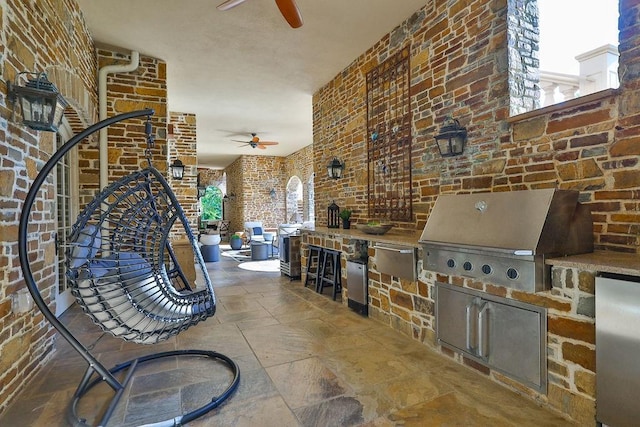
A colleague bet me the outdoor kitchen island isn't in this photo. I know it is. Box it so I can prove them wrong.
[300,221,613,425]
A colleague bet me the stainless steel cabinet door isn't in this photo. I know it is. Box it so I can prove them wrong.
[436,282,546,392]
[596,275,640,427]
[436,284,480,354]
[483,300,543,389]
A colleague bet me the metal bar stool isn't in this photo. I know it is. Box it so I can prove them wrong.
[304,245,323,289]
[317,248,342,300]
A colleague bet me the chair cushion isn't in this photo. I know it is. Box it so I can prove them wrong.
[69,225,101,268]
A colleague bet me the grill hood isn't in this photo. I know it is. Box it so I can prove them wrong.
[420,189,593,292]
[420,189,593,256]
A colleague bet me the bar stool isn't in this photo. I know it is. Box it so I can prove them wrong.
[317,248,342,300]
[304,245,323,289]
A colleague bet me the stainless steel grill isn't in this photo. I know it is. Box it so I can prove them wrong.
[419,189,593,292]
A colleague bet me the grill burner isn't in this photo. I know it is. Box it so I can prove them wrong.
[419,189,593,292]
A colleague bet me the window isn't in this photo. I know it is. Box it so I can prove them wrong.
[508,0,619,115]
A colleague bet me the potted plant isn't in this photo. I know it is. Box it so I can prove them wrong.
[229,233,243,250]
[339,209,352,229]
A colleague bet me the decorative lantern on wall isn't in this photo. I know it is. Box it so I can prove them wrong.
[328,201,340,228]
[8,72,69,132]
[327,157,345,179]
[434,116,467,157]
[170,158,185,180]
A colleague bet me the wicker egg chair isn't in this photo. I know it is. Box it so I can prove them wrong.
[18,109,239,426]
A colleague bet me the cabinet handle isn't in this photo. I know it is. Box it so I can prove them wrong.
[465,303,473,351]
[478,303,489,358]
[372,245,413,254]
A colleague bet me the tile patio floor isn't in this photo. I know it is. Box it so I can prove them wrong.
[1,254,575,426]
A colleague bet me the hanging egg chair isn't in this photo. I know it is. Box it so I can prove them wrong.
[18,109,239,426]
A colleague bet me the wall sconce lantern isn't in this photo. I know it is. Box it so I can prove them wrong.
[328,200,340,228]
[269,188,276,199]
[434,116,467,157]
[7,72,69,132]
[223,193,236,202]
[170,158,185,180]
[327,157,345,179]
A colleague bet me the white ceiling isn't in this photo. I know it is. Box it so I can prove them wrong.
[76,0,427,169]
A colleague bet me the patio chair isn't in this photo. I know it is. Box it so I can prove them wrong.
[18,109,239,426]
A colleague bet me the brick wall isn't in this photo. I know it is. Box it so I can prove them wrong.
[169,112,198,232]
[284,144,314,222]
[199,145,313,233]
[96,49,168,182]
[313,0,640,250]
[0,0,98,414]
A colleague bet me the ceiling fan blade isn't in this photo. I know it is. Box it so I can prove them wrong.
[257,144,268,150]
[275,0,303,28]
[217,0,247,11]
[257,141,278,145]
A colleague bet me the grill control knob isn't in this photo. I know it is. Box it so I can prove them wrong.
[481,264,492,275]
[506,268,519,280]
[463,261,473,271]
[446,259,456,268]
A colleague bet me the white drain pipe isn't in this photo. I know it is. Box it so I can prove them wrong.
[98,51,140,190]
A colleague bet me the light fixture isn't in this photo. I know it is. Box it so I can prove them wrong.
[269,188,276,199]
[170,158,185,180]
[7,71,69,132]
[223,193,236,202]
[327,201,340,229]
[327,157,345,179]
[434,116,467,157]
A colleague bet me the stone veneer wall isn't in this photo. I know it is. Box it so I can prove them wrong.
[310,0,640,424]
[313,0,640,253]
[198,169,225,188]
[223,155,288,232]
[0,0,98,414]
[169,112,198,233]
[284,144,314,222]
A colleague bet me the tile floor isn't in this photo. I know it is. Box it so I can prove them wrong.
[1,254,576,426]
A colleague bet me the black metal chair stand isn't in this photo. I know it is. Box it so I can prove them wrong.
[317,248,342,300]
[18,110,239,426]
[304,245,323,289]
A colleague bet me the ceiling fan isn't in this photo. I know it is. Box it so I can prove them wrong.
[233,133,279,149]
[217,0,303,28]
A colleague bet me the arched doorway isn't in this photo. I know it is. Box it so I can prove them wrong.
[286,176,303,223]
[306,173,315,223]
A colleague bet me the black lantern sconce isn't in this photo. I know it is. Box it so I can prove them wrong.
[223,193,236,202]
[170,158,185,180]
[434,116,467,157]
[7,72,69,132]
[328,201,340,229]
[327,157,345,179]
[269,188,276,199]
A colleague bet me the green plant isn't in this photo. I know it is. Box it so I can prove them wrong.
[230,234,241,240]
[339,209,352,220]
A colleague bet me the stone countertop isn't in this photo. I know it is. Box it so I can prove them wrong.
[300,226,423,248]
[546,251,640,276]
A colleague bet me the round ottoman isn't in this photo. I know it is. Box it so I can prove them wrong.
[200,234,221,262]
[250,242,268,261]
